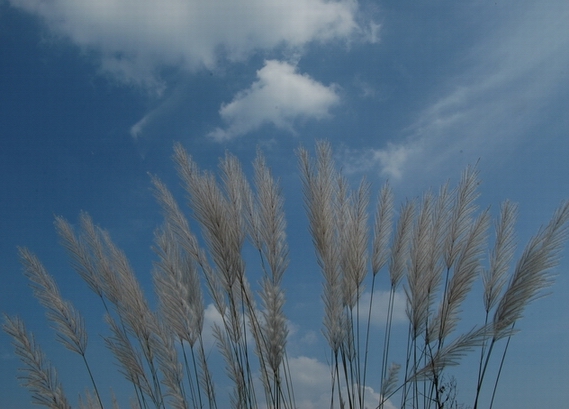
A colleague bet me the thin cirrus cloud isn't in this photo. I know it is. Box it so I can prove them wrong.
[347,0,569,182]
[209,60,340,141]
[9,0,360,90]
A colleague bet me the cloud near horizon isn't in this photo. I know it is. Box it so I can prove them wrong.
[9,0,362,91]
[210,60,340,140]
[285,356,397,409]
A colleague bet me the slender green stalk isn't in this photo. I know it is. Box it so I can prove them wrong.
[379,286,395,408]
[361,273,377,408]
[488,332,513,409]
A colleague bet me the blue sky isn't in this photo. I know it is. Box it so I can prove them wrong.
[1,0,568,408]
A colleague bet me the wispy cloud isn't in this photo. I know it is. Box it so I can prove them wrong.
[9,0,363,91]
[351,0,569,182]
[210,60,340,140]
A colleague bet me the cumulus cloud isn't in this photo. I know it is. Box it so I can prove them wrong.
[210,60,340,140]
[357,290,407,327]
[285,356,397,409]
[9,0,361,89]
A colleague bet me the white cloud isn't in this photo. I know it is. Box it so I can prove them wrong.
[10,0,362,90]
[372,143,415,181]
[200,303,225,348]
[338,143,417,182]
[363,21,381,44]
[357,290,407,327]
[210,60,340,140]
[130,115,150,139]
[285,356,397,409]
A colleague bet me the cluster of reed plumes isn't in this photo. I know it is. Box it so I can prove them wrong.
[4,141,569,409]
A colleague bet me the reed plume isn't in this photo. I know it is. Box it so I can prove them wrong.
[17,247,103,408]
[483,201,518,313]
[3,315,71,409]
[493,201,569,338]
[298,142,344,354]
[18,247,88,357]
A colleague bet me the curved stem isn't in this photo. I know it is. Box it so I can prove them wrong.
[81,353,104,409]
